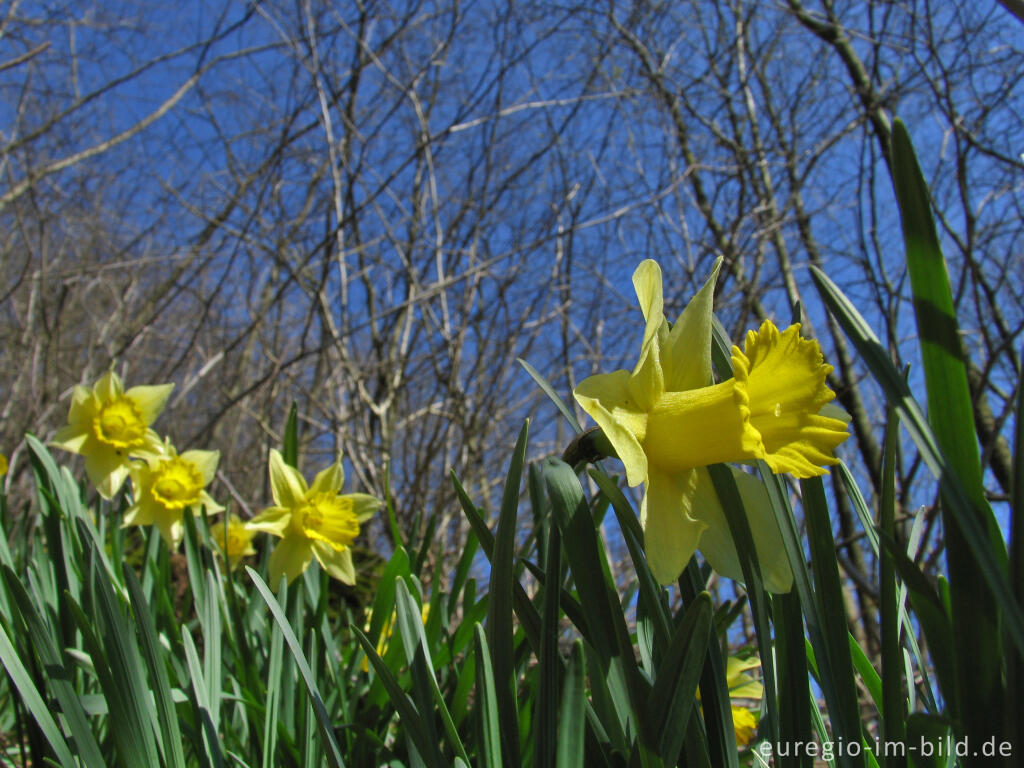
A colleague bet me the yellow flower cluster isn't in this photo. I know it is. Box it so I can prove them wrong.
[52,370,380,587]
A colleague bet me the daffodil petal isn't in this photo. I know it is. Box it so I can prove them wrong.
[125,383,174,425]
[574,370,648,487]
[248,506,291,536]
[310,459,344,495]
[94,371,122,401]
[268,449,308,509]
[641,468,707,585]
[51,424,89,453]
[690,467,793,593]
[312,541,356,585]
[664,257,722,391]
[730,678,765,700]
[197,490,225,515]
[630,260,667,408]
[268,535,314,587]
[84,450,129,499]
[348,493,382,523]
[123,501,151,526]
[180,449,220,486]
[155,515,185,549]
[731,706,758,747]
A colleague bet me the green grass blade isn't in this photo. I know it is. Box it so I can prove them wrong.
[876,531,957,706]
[0,619,79,767]
[518,358,583,434]
[283,401,299,468]
[261,581,286,768]
[1,566,105,767]
[247,568,345,768]
[78,520,162,767]
[394,579,469,764]
[355,625,436,766]
[802,477,865,768]
[451,465,542,651]
[182,625,226,768]
[1010,347,1024,762]
[648,591,712,765]
[774,591,811,768]
[588,468,671,650]
[809,266,1024,658]
[891,118,1004,752]
[542,457,647,746]
[879,412,906,755]
[473,623,504,768]
[680,562,736,768]
[487,420,528,768]
[706,463,779,753]
[557,640,587,768]
[534,520,562,768]
[847,633,882,716]
[122,565,187,768]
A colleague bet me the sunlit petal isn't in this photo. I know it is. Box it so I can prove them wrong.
[312,542,356,585]
[310,458,344,495]
[641,468,707,585]
[248,506,291,536]
[268,449,308,508]
[125,383,174,425]
[574,370,648,487]
[349,493,382,523]
[691,468,793,593]
[663,257,722,391]
[268,535,314,588]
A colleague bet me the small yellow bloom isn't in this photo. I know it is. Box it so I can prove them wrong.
[248,449,380,588]
[731,705,757,747]
[699,654,763,747]
[51,371,173,498]
[0,453,7,476]
[209,515,257,569]
[123,439,223,547]
[574,259,849,586]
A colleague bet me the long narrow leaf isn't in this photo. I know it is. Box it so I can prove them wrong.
[247,568,345,768]
[557,640,587,768]
[487,420,529,768]
[0,613,79,767]
[809,266,1024,657]
[892,118,1003,754]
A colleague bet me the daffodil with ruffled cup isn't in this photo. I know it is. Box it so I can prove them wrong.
[123,439,223,547]
[573,258,849,587]
[51,371,173,498]
[248,450,381,587]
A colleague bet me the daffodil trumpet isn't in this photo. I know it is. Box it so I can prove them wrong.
[573,258,849,588]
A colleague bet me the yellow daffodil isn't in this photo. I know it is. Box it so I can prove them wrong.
[248,449,381,588]
[123,439,223,547]
[699,654,763,747]
[51,371,173,498]
[731,705,757,747]
[726,655,762,747]
[0,453,7,476]
[573,258,848,587]
[209,514,257,569]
